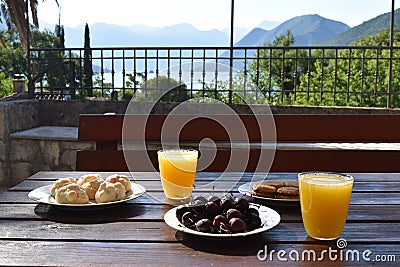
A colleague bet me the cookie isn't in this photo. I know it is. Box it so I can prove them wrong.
[275,194,299,199]
[252,183,276,198]
[284,180,299,188]
[276,186,299,199]
[264,180,286,189]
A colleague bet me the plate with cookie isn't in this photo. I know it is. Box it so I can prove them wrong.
[28,174,146,209]
[238,180,299,204]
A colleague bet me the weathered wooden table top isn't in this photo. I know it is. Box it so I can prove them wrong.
[0,171,399,266]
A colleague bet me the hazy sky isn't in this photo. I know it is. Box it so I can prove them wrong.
[39,0,399,30]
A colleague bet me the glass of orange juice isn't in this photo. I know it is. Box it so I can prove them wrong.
[157,149,198,200]
[298,172,354,240]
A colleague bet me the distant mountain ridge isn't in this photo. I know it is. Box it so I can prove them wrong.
[39,9,399,48]
[323,8,400,45]
[236,14,349,46]
[60,22,230,47]
[257,20,280,30]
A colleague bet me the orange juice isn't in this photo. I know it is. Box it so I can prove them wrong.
[158,150,198,199]
[298,172,353,240]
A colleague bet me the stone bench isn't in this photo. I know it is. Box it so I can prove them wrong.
[5,126,94,187]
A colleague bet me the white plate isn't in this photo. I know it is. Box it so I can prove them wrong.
[164,203,280,238]
[238,181,299,203]
[28,182,146,209]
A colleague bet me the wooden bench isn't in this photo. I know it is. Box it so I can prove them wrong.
[77,113,400,172]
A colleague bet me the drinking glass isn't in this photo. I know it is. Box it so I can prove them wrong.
[298,172,354,240]
[157,149,198,200]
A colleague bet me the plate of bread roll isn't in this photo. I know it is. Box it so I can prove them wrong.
[28,173,146,209]
[238,180,299,204]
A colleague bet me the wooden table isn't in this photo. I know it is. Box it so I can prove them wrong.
[0,171,399,266]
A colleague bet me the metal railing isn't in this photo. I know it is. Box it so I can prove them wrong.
[28,45,400,108]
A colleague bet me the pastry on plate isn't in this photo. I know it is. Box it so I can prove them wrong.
[50,177,77,196]
[95,181,126,203]
[55,184,89,204]
[106,174,131,192]
[276,186,299,199]
[77,173,103,186]
[81,179,103,199]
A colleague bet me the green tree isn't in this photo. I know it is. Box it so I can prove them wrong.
[55,24,65,49]
[30,28,70,94]
[0,29,26,77]
[0,0,59,51]
[248,30,309,104]
[0,72,13,98]
[296,29,400,107]
[123,72,146,101]
[83,23,93,96]
[132,76,189,102]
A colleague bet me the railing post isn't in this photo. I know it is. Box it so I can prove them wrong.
[387,0,395,108]
[229,0,235,104]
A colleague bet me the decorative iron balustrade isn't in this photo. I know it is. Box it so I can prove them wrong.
[28,46,400,108]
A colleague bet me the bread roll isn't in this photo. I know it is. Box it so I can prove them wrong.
[95,182,126,203]
[77,173,103,186]
[81,179,103,199]
[106,174,131,192]
[55,184,89,204]
[50,177,77,196]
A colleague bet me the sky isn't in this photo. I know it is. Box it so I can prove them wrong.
[39,0,400,31]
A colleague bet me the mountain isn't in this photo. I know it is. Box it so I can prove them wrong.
[323,8,400,45]
[42,22,230,47]
[257,20,280,31]
[222,27,251,43]
[236,14,350,46]
[234,28,266,46]
[38,8,400,48]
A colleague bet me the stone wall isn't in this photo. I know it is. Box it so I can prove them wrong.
[7,138,94,187]
[0,104,7,189]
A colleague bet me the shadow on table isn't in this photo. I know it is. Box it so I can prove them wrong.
[33,203,147,224]
[175,225,298,256]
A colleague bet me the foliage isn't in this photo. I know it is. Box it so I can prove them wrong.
[0,29,25,78]
[55,24,65,49]
[0,26,76,97]
[0,72,13,98]
[123,72,146,101]
[247,28,400,108]
[132,76,189,102]
[29,28,70,93]
[248,30,309,105]
[0,0,58,51]
[84,23,93,96]
[295,29,400,107]
[77,72,113,100]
